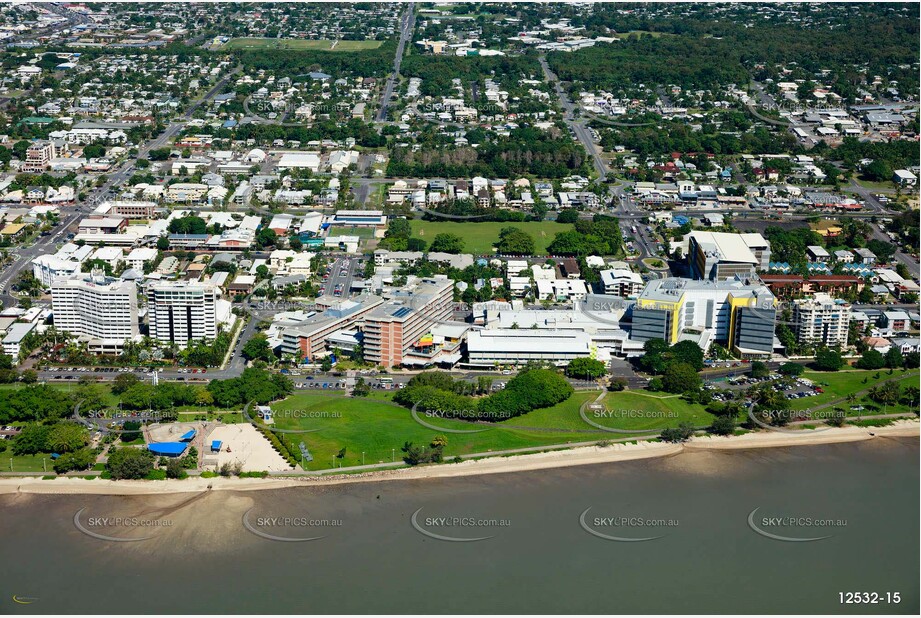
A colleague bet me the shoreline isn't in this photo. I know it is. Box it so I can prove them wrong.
[1,420,917,496]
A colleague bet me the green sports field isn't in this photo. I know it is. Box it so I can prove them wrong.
[224,38,383,51]
[408,220,573,255]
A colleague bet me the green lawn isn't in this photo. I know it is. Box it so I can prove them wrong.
[1,452,55,473]
[224,38,382,51]
[409,220,573,255]
[271,390,617,470]
[790,369,914,411]
[332,40,385,51]
[327,225,377,239]
[852,177,896,191]
[584,391,714,431]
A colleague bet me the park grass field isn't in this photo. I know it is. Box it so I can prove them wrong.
[790,368,914,412]
[2,452,55,473]
[586,391,714,431]
[271,390,623,470]
[269,387,726,470]
[326,225,377,239]
[852,177,896,191]
[225,38,382,51]
[408,220,573,255]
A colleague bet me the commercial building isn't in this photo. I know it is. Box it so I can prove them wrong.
[147,282,221,346]
[467,329,592,366]
[631,277,776,357]
[361,278,455,367]
[792,293,851,347]
[686,231,771,281]
[277,152,321,172]
[2,322,36,361]
[893,169,917,186]
[280,296,385,362]
[51,273,140,353]
[331,210,387,228]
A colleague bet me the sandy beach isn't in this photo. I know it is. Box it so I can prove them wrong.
[1,420,916,496]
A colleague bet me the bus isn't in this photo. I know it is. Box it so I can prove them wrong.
[379,377,393,388]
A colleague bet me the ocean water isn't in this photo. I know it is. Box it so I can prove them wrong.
[2,438,917,614]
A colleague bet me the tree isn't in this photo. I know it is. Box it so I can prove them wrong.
[83,143,106,158]
[555,209,579,223]
[884,347,904,369]
[815,349,844,371]
[120,420,143,443]
[862,159,892,182]
[106,447,155,480]
[660,422,695,443]
[407,238,428,251]
[826,408,846,427]
[901,386,920,407]
[52,448,96,474]
[352,377,370,398]
[778,362,805,377]
[565,357,607,380]
[256,228,277,248]
[12,424,50,455]
[669,340,705,371]
[165,458,188,479]
[709,415,736,436]
[855,349,885,370]
[752,385,792,426]
[495,227,535,255]
[156,236,170,250]
[904,352,920,369]
[637,338,670,374]
[661,362,701,394]
[168,216,207,235]
[429,233,465,254]
[112,372,141,395]
[20,369,38,384]
[750,361,769,379]
[242,334,275,363]
[46,422,88,453]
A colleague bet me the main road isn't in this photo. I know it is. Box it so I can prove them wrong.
[538,54,609,180]
[375,4,415,123]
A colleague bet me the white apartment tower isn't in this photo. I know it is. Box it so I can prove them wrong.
[793,293,852,347]
[147,282,220,346]
[51,273,140,353]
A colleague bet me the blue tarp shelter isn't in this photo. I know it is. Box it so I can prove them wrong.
[148,442,188,457]
[180,430,196,442]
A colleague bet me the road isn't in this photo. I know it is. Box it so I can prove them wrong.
[538,55,609,180]
[322,256,358,296]
[375,4,415,122]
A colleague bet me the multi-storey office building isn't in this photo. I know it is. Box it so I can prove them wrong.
[686,231,771,281]
[361,278,454,367]
[631,277,776,358]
